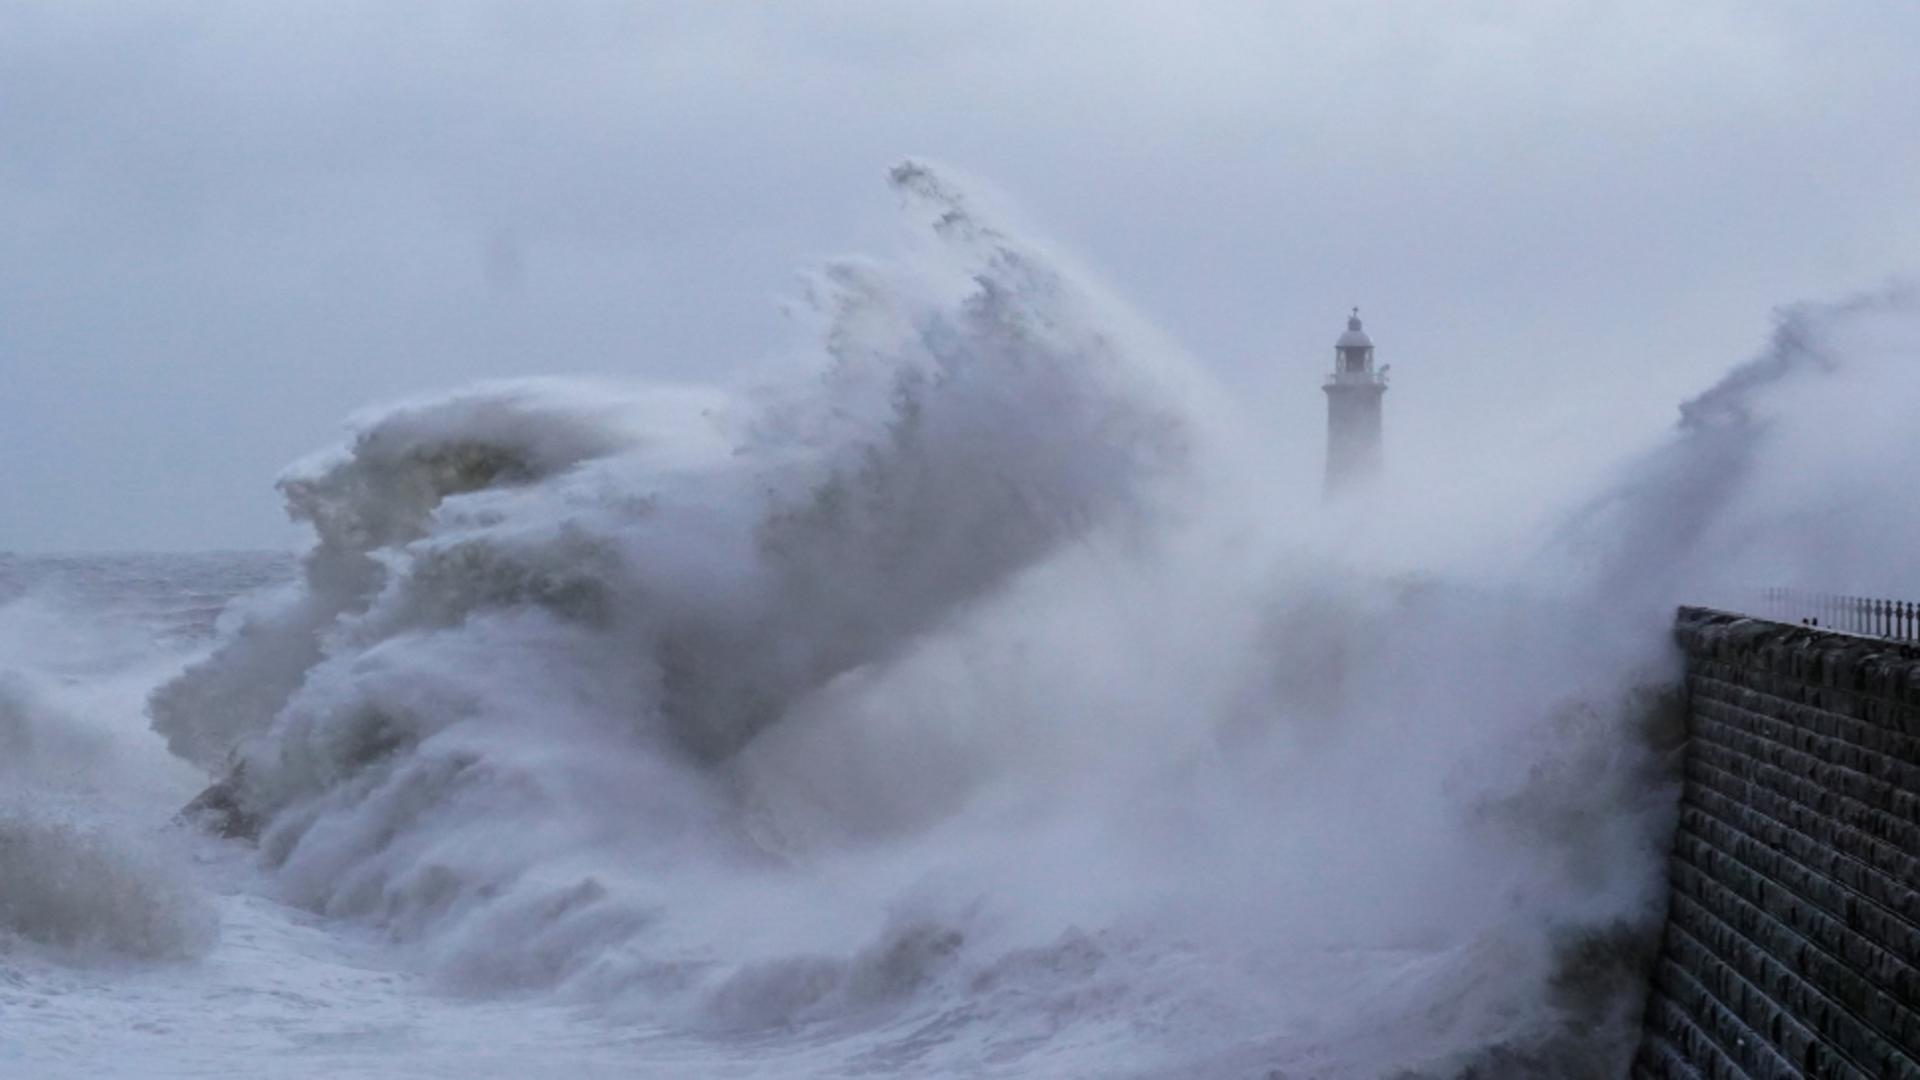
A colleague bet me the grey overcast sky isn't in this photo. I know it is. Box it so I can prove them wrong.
[3,2,1917,551]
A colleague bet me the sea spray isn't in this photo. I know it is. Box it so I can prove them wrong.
[0,581,232,966]
[0,815,215,962]
[142,166,1920,1077]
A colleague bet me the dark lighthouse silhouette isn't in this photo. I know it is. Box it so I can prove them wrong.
[1322,308,1388,496]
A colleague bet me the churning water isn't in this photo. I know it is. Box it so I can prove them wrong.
[4,164,1917,1079]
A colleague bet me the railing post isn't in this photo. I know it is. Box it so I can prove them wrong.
[1758,590,1920,640]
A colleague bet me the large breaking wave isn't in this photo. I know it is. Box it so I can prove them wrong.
[144,163,1919,1077]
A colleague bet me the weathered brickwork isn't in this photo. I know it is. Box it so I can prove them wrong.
[1633,608,1920,1079]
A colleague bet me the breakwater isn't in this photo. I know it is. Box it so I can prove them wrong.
[1633,607,1920,1078]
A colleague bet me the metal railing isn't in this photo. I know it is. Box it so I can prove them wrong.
[1757,588,1920,642]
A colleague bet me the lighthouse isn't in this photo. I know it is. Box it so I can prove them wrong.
[1322,308,1388,496]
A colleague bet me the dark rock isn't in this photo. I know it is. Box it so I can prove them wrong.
[178,764,260,842]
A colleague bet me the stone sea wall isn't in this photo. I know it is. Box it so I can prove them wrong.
[1633,608,1920,1078]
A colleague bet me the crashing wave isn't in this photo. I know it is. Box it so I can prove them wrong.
[142,164,1920,1076]
[1,670,215,963]
[0,815,215,962]
[149,161,1208,1008]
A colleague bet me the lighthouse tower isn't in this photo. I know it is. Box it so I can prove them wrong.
[1322,308,1388,496]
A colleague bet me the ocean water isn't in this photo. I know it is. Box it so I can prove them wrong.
[5,165,1918,1079]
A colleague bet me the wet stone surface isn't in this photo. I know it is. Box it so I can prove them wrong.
[1633,609,1920,1079]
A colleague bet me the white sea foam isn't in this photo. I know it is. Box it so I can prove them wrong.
[132,165,1920,1077]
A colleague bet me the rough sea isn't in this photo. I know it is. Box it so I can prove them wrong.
[5,165,1917,1079]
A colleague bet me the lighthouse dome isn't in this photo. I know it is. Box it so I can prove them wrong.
[1336,309,1372,349]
